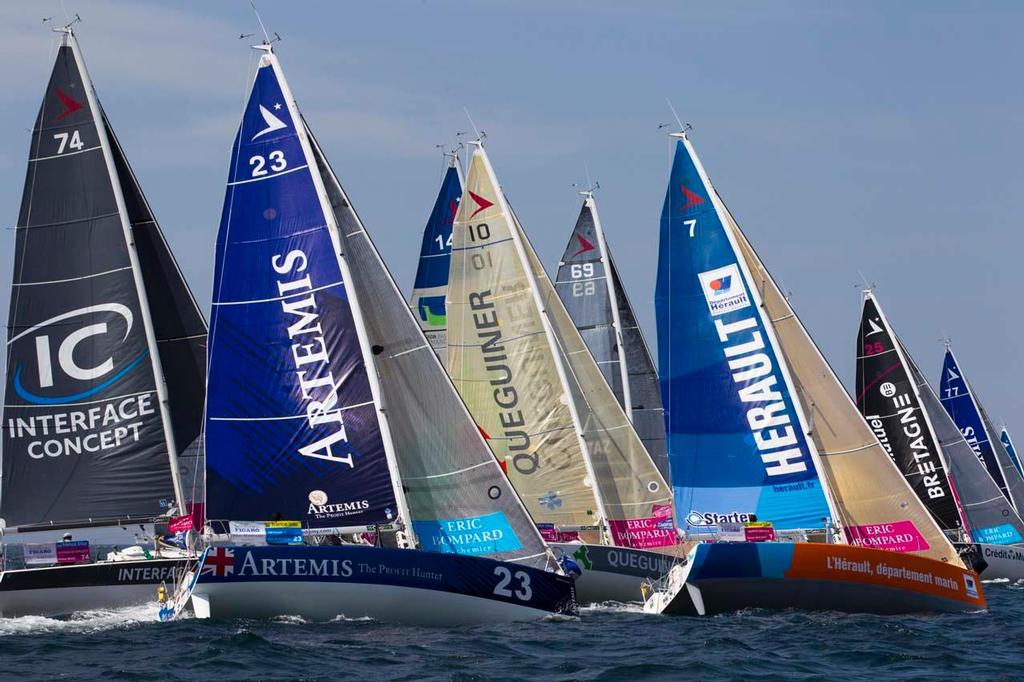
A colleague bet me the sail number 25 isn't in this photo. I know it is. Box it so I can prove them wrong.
[493,566,532,601]
[250,150,287,177]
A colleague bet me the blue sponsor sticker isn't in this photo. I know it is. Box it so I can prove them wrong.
[974,524,1024,545]
[413,511,522,556]
[265,523,304,545]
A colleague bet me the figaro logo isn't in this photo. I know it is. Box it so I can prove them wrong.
[698,264,750,316]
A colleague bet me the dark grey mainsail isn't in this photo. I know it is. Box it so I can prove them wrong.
[554,195,668,479]
[1,31,199,529]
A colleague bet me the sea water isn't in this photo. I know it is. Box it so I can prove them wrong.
[1,584,1022,680]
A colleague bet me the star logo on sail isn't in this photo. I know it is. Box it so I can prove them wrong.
[678,183,705,212]
[202,547,235,577]
[571,233,596,257]
[53,87,83,122]
[252,103,288,140]
[467,191,493,218]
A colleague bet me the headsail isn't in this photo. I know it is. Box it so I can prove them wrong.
[939,346,1024,510]
[1002,428,1024,478]
[554,196,669,480]
[2,31,187,528]
[307,132,552,569]
[655,136,832,532]
[409,160,463,366]
[204,50,399,529]
[724,209,956,562]
[856,293,1024,545]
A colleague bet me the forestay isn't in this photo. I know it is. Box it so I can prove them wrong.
[1002,428,1024,478]
[655,136,832,532]
[409,160,463,367]
[307,132,552,569]
[2,33,187,528]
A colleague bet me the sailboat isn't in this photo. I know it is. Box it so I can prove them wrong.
[170,43,576,624]
[554,192,669,481]
[409,155,463,366]
[939,345,1024,511]
[0,25,205,617]
[857,292,1024,581]
[446,143,681,604]
[1002,428,1024,478]
[643,131,984,616]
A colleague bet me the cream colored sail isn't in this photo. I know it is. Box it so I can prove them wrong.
[447,146,598,532]
[723,205,962,566]
[515,212,676,546]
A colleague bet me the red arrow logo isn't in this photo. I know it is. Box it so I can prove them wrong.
[54,87,83,122]
[468,191,494,218]
[679,184,705,211]
[572,233,596,257]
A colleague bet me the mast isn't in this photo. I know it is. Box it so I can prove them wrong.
[864,290,971,534]
[474,142,611,543]
[65,27,186,515]
[675,131,842,532]
[261,45,416,544]
[586,193,633,422]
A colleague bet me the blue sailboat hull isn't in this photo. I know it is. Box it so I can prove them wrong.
[184,545,577,624]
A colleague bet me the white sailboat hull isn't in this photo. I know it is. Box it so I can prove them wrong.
[552,543,676,603]
[959,542,1024,582]
[0,557,188,618]
[180,545,576,625]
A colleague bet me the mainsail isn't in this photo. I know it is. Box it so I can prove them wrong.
[1002,428,1024,478]
[2,30,195,529]
[939,346,1024,510]
[408,159,463,366]
[856,293,1024,545]
[554,195,669,480]
[655,135,832,532]
[206,47,551,568]
[447,145,674,549]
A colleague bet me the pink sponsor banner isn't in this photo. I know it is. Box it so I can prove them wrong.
[744,526,776,542]
[538,525,581,543]
[55,540,90,565]
[843,520,930,553]
[609,515,677,549]
[167,513,193,533]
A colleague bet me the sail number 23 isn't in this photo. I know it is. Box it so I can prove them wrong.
[493,566,532,601]
[250,150,287,177]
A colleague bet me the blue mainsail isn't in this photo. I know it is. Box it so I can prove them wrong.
[205,58,397,528]
[654,136,831,531]
[1002,428,1024,478]
[408,161,462,364]
[939,348,1011,504]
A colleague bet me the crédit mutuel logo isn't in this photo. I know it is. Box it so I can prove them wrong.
[10,304,146,405]
[697,264,750,317]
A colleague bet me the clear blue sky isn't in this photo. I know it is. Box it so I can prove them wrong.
[2,1,1023,433]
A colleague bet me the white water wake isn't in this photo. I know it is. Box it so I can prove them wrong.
[0,602,162,636]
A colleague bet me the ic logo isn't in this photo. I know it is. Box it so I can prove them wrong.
[9,304,146,405]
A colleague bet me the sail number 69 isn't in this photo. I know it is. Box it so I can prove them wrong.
[493,566,532,601]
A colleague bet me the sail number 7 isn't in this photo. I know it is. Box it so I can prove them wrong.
[493,566,532,601]
[250,150,288,177]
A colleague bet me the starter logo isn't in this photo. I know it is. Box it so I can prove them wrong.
[698,264,750,316]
